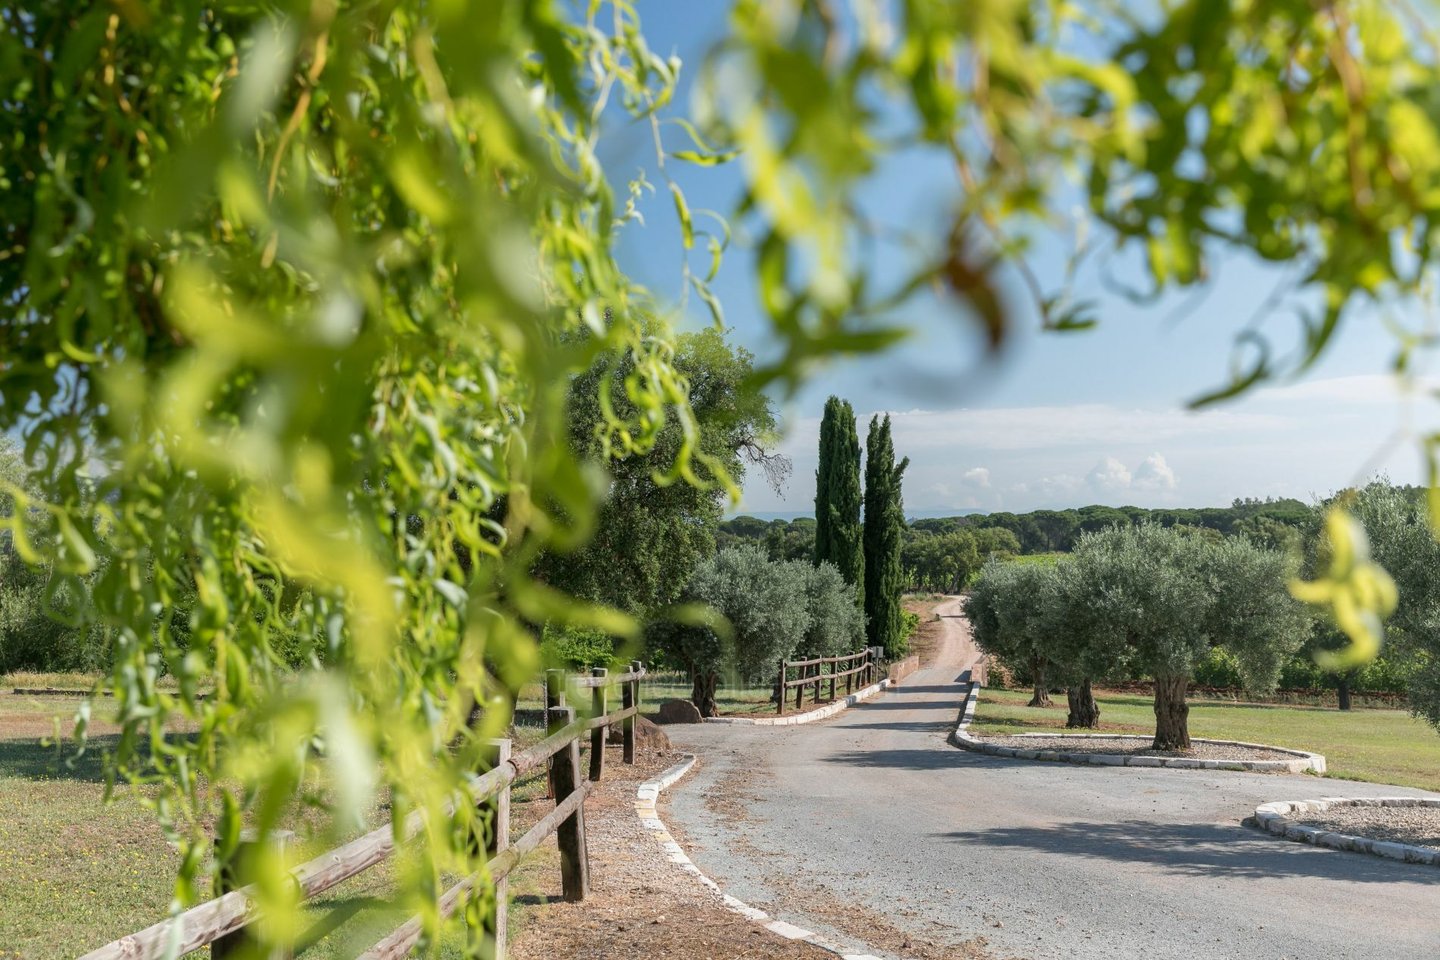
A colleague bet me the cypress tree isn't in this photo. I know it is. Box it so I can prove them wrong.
[864,414,909,656]
[814,397,864,607]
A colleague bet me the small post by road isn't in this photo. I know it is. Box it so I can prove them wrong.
[213,829,295,960]
[589,667,607,782]
[776,658,786,715]
[545,669,565,799]
[547,705,590,902]
[623,660,641,764]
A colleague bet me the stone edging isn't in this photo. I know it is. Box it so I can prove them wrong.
[635,755,889,960]
[948,680,1327,774]
[703,678,892,726]
[1251,798,1440,866]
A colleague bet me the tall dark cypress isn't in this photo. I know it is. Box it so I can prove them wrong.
[814,397,864,607]
[864,414,909,656]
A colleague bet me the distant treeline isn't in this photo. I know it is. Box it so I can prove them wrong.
[917,496,1314,554]
[719,496,1319,593]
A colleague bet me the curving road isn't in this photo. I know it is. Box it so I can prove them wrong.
[663,598,1440,960]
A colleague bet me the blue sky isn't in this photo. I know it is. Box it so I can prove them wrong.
[610,2,1437,517]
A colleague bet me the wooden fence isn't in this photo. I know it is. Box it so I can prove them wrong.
[80,662,646,960]
[776,647,880,715]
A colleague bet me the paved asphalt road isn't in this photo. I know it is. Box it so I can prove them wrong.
[664,598,1440,960]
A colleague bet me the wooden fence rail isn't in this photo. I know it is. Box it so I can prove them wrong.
[776,647,881,715]
[81,662,646,960]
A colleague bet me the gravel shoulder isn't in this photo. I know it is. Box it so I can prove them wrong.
[973,734,1300,762]
[1293,806,1440,852]
[662,597,1440,960]
[507,747,835,960]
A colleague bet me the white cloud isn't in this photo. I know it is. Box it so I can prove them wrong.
[1086,457,1132,493]
[1254,374,1440,405]
[875,403,1288,452]
[962,466,991,488]
[1133,452,1178,491]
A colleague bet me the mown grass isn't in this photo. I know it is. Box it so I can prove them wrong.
[973,686,1440,793]
[0,691,554,959]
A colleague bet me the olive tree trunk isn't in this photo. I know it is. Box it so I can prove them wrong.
[691,671,719,718]
[1337,674,1353,712]
[1151,674,1191,751]
[1065,680,1100,729]
[1027,656,1051,707]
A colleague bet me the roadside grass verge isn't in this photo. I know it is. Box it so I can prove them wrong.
[972,686,1440,793]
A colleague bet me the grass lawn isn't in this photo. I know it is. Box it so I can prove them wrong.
[973,686,1440,793]
[0,691,557,959]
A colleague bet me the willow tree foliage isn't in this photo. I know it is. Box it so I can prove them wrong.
[863,414,908,656]
[4,0,1440,946]
[814,396,864,603]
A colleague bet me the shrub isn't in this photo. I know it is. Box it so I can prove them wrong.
[539,626,619,672]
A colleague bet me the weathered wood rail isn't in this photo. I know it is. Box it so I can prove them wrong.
[776,647,880,715]
[80,662,646,960]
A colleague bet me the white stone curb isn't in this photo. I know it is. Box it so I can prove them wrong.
[1250,798,1440,866]
[636,755,890,960]
[703,679,893,726]
[947,681,1327,774]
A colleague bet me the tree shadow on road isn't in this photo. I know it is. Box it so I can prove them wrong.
[936,819,1440,885]
[820,747,992,771]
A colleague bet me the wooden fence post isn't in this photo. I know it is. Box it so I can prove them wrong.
[476,738,511,960]
[828,661,836,702]
[776,659,786,715]
[811,662,821,704]
[588,667,607,782]
[545,669,565,799]
[213,830,295,960]
[622,660,641,764]
[794,663,804,712]
[547,706,590,902]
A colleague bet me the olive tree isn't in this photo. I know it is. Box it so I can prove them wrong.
[1040,558,1116,729]
[1071,525,1311,750]
[798,561,866,660]
[654,546,809,717]
[1320,484,1440,729]
[965,560,1057,707]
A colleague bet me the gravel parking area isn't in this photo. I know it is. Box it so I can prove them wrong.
[1292,806,1440,852]
[976,734,1299,762]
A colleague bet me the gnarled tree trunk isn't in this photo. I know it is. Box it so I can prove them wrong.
[1065,680,1100,728]
[692,671,719,718]
[1152,674,1190,750]
[1027,655,1052,707]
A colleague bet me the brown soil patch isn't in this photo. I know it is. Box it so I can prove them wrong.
[507,749,832,960]
[903,597,949,667]
[753,879,1000,960]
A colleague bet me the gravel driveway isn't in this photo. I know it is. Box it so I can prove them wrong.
[661,598,1440,960]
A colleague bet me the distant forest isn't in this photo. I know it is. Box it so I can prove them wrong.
[720,497,1316,593]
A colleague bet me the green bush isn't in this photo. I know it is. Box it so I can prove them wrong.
[1192,648,1245,688]
[898,610,919,656]
[539,626,620,672]
[0,556,109,674]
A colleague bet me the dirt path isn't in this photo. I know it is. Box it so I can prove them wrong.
[661,601,1440,960]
